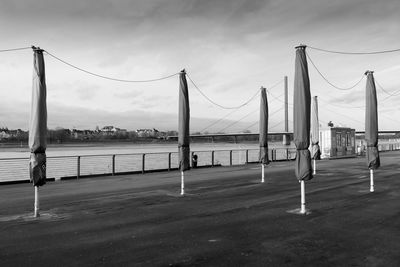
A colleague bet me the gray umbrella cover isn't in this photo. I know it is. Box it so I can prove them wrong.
[259,87,269,164]
[293,46,313,181]
[365,71,380,169]
[29,48,47,186]
[311,96,320,160]
[178,70,190,171]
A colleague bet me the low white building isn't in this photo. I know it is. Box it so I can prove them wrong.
[319,127,356,159]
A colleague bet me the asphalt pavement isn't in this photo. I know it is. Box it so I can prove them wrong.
[1,151,400,266]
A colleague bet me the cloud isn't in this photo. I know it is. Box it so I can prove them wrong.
[1,0,400,132]
[113,90,144,99]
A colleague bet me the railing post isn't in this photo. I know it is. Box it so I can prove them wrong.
[112,155,115,176]
[245,150,249,164]
[230,150,233,166]
[286,148,289,160]
[211,151,215,167]
[142,154,145,174]
[168,153,171,171]
[77,156,80,179]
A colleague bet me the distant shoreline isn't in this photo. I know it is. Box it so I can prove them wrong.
[0,139,261,153]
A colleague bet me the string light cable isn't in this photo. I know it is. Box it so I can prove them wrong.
[202,80,285,133]
[186,73,261,110]
[44,50,179,83]
[186,74,283,110]
[214,82,286,132]
[307,45,400,55]
[0,46,32,53]
[306,52,365,91]
[198,81,283,133]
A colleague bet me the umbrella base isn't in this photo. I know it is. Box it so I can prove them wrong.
[286,208,312,215]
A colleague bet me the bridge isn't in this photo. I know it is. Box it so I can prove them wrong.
[166,132,292,142]
[167,130,400,142]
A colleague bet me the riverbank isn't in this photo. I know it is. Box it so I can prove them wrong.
[1,151,399,266]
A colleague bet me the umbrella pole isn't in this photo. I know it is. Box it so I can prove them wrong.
[300,180,306,214]
[313,159,316,175]
[370,169,374,192]
[34,186,40,217]
[180,171,185,195]
[261,164,265,183]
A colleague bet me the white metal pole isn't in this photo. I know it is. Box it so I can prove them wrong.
[261,164,265,183]
[34,186,39,217]
[370,169,374,192]
[300,180,306,214]
[313,159,316,175]
[180,171,185,195]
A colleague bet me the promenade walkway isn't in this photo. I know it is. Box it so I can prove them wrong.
[1,152,400,266]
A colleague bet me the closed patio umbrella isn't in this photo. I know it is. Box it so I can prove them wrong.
[178,69,190,195]
[311,96,320,174]
[259,87,269,183]
[293,45,313,214]
[29,46,47,217]
[365,71,380,192]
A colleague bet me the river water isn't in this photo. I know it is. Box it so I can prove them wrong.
[0,142,294,159]
[1,140,398,183]
[0,142,296,183]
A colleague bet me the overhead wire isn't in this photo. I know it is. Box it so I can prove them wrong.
[0,46,32,53]
[186,73,260,110]
[306,51,365,91]
[187,74,284,110]
[201,79,285,133]
[197,80,281,133]
[307,45,400,55]
[44,50,180,83]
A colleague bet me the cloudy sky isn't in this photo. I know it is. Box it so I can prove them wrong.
[1,0,399,132]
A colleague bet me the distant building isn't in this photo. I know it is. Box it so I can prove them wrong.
[0,130,10,140]
[0,128,26,140]
[100,126,127,136]
[136,128,159,138]
[101,126,119,135]
[71,129,95,139]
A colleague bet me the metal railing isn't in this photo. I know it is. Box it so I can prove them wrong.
[0,148,297,183]
[2,143,399,184]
